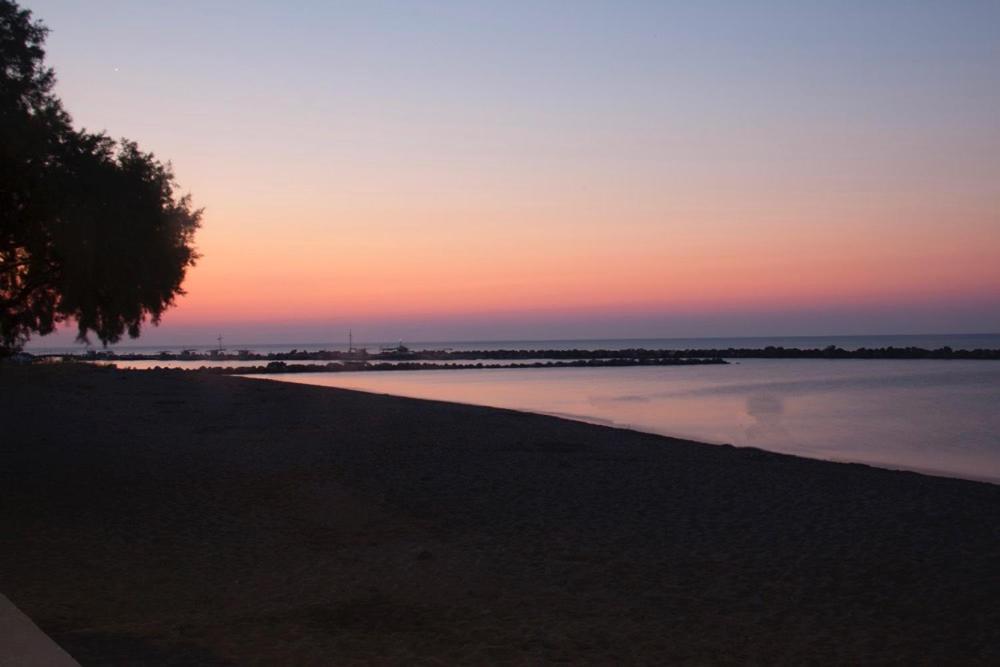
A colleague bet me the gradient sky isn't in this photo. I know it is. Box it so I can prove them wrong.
[24,1,1000,346]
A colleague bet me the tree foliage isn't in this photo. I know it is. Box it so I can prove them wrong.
[1,0,200,354]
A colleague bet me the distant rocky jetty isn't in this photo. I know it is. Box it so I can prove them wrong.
[135,357,728,375]
[55,344,1000,366]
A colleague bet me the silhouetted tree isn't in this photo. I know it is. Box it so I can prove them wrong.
[1,0,200,355]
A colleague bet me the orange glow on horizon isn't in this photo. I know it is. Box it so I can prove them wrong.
[169,198,1000,326]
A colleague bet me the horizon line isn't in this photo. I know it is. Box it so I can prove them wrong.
[25,330,1000,351]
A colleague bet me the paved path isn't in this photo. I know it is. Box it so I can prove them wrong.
[0,593,78,667]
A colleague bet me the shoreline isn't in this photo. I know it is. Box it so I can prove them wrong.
[3,365,998,663]
[244,374,1000,487]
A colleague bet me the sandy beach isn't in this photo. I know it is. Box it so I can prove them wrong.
[2,364,998,664]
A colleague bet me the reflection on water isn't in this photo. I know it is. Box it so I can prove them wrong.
[245,359,1000,483]
[744,393,792,446]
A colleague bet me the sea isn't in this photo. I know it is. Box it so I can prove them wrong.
[33,333,1000,484]
[27,332,1000,357]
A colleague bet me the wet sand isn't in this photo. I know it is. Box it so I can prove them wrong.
[1,364,998,664]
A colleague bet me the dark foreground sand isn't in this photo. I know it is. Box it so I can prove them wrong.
[2,364,998,665]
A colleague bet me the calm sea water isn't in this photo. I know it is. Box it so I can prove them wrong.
[27,332,1000,356]
[246,359,1000,484]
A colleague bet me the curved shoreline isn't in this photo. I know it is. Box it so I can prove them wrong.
[240,373,1000,487]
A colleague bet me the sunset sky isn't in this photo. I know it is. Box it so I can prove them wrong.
[26,1,1000,346]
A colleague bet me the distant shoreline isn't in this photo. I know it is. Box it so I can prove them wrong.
[23,332,1000,358]
[31,344,1000,372]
